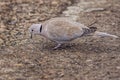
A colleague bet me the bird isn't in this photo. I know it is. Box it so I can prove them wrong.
[29,17,118,49]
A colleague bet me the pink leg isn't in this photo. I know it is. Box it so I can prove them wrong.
[53,43,62,50]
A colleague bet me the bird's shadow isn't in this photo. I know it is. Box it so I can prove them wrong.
[37,41,119,54]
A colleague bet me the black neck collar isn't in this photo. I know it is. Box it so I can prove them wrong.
[40,25,42,32]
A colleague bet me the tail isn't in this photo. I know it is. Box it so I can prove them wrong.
[94,31,118,38]
[82,27,118,38]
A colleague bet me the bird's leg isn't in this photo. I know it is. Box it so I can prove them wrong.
[53,43,62,50]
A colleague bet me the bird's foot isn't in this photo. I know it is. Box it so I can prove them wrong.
[53,43,62,50]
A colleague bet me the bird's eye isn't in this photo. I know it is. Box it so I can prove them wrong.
[32,29,34,31]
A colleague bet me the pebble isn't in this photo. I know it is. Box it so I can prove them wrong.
[0,38,4,45]
[0,23,6,33]
[116,66,120,69]
[51,0,59,5]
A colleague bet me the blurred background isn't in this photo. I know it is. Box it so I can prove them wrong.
[0,0,120,80]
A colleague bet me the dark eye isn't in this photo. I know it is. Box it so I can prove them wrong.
[32,29,34,31]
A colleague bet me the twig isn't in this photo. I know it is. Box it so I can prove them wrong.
[87,20,97,27]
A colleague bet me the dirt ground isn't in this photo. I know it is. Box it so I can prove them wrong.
[0,0,120,80]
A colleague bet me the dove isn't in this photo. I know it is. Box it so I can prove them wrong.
[29,17,118,49]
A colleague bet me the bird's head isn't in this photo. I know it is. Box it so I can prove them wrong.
[29,24,42,38]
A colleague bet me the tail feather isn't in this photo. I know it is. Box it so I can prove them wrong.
[89,27,97,32]
[94,31,118,38]
[82,27,97,35]
[82,27,118,38]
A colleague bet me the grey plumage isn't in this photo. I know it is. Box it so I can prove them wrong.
[29,17,118,49]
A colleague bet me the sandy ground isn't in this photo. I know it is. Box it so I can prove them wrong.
[0,0,120,80]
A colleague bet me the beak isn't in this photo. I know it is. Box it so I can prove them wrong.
[30,33,32,39]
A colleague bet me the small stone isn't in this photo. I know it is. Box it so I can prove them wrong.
[39,0,44,5]
[29,18,38,23]
[51,1,59,5]
[14,63,24,67]
[112,22,116,26]
[0,39,4,45]
[86,59,92,62]
[0,27,5,33]
[0,23,6,32]
[116,66,120,69]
